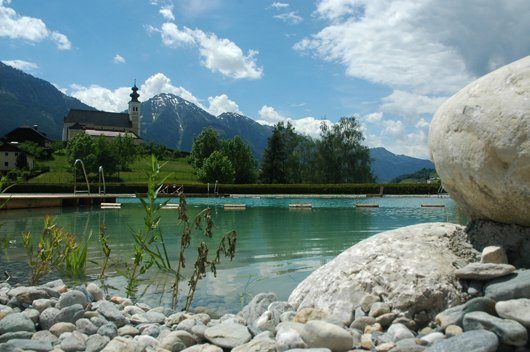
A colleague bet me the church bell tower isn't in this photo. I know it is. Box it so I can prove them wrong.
[128,82,141,137]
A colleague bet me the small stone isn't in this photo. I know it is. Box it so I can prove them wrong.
[294,307,329,324]
[165,312,189,327]
[495,298,530,328]
[391,338,426,352]
[467,281,483,297]
[50,322,76,336]
[204,321,251,349]
[387,323,414,342]
[350,316,376,331]
[40,307,61,330]
[97,322,118,339]
[375,342,395,352]
[117,324,139,336]
[485,270,530,301]
[424,330,498,352]
[391,317,416,331]
[76,318,99,335]
[143,311,166,324]
[86,334,110,352]
[57,290,88,309]
[435,297,496,329]
[0,339,53,352]
[445,325,463,337]
[481,246,508,264]
[160,330,197,350]
[55,304,84,324]
[276,325,306,351]
[97,301,127,327]
[32,298,53,313]
[0,331,33,343]
[32,330,58,343]
[0,312,35,333]
[300,320,352,352]
[420,332,445,345]
[100,336,137,352]
[360,333,372,350]
[232,335,277,352]
[360,294,380,313]
[463,311,528,346]
[134,335,159,351]
[59,331,87,352]
[369,302,391,318]
[375,312,398,328]
[364,323,383,334]
[455,263,516,281]
[181,344,223,352]
[9,286,50,305]
[86,283,104,301]
[123,305,144,316]
[23,308,40,323]
[238,293,277,331]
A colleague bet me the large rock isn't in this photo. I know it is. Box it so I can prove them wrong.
[495,298,530,328]
[204,321,252,349]
[484,269,530,301]
[289,223,478,323]
[463,311,528,346]
[300,320,352,352]
[429,55,530,227]
[425,330,498,352]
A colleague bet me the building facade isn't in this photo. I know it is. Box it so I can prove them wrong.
[63,84,141,141]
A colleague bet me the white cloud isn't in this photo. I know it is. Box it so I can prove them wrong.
[0,1,71,50]
[207,94,241,116]
[364,112,382,123]
[112,54,126,64]
[2,59,38,72]
[69,72,203,112]
[298,0,530,158]
[271,2,289,9]
[274,11,303,25]
[159,5,175,21]
[50,31,71,50]
[177,0,220,17]
[257,105,332,139]
[380,91,446,121]
[155,23,263,80]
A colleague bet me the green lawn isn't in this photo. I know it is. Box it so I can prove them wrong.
[28,153,199,185]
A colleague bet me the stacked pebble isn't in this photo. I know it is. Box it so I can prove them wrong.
[0,246,529,352]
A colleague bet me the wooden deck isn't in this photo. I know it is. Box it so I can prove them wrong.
[0,193,135,210]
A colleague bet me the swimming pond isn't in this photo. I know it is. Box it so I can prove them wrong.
[0,196,466,313]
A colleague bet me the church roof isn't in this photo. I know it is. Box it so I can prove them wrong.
[65,109,131,128]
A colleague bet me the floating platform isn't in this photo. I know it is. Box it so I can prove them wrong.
[355,203,380,208]
[162,204,180,209]
[289,203,312,208]
[420,204,445,208]
[224,204,247,209]
[100,202,121,209]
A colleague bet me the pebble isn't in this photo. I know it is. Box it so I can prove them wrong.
[97,322,118,339]
[369,302,391,318]
[0,312,35,333]
[0,338,53,352]
[76,318,99,335]
[455,263,516,280]
[57,290,88,309]
[481,246,508,264]
[424,330,498,352]
[32,330,58,343]
[495,298,530,328]
[444,324,463,337]
[100,336,137,352]
[463,311,528,346]
[300,320,353,352]
[86,283,103,301]
[204,321,252,349]
[55,304,84,324]
[0,331,33,343]
[9,286,50,305]
[484,269,530,301]
[85,334,110,352]
[49,322,76,336]
[96,301,127,327]
[117,324,139,336]
[420,332,445,345]
[387,323,414,342]
[350,316,376,331]
[59,331,87,352]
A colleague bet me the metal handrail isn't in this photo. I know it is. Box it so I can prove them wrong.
[73,159,90,195]
[98,166,106,195]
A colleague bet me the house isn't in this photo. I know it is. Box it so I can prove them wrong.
[4,126,53,148]
[0,139,34,172]
[62,84,141,141]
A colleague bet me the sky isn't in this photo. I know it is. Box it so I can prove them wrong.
[2,0,530,158]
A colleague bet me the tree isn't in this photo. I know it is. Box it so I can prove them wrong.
[15,152,28,169]
[260,125,287,184]
[222,136,257,184]
[197,151,235,183]
[114,136,138,171]
[94,137,119,176]
[316,117,374,183]
[18,141,45,160]
[189,128,221,170]
[66,133,97,173]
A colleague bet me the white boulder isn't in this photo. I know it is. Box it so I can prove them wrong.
[288,223,479,325]
[429,55,530,227]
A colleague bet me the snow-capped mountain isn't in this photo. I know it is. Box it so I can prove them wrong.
[140,93,272,158]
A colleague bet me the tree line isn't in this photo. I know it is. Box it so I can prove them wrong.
[189,116,374,184]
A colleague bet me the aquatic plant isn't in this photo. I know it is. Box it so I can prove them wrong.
[98,225,111,280]
[63,232,92,280]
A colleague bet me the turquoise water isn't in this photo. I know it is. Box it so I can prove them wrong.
[0,196,466,313]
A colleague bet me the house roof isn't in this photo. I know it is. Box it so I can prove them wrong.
[4,126,52,145]
[65,109,131,129]
[0,139,22,152]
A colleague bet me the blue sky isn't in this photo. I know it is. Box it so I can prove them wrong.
[2,0,530,158]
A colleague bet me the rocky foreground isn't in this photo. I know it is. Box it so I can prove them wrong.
[0,240,529,352]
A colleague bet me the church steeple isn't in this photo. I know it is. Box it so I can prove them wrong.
[128,81,141,137]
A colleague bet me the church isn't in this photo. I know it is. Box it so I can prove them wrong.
[62,84,141,142]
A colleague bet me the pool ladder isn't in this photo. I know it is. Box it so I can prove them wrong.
[73,159,90,195]
[98,166,106,195]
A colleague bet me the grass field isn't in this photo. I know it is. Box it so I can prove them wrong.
[28,153,199,185]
